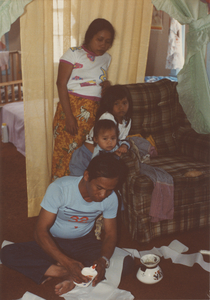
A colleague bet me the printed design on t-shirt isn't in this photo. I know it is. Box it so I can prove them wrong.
[64,207,101,224]
[72,76,83,80]
[80,80,96,87]
[70,46,82,52]
[74,63,83,69]
[87,53,95,62]
[99,67,107,82]
[77,106,90,122]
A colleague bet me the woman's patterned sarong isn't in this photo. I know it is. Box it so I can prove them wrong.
[52,94,99,179]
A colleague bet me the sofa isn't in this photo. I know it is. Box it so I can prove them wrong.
[120,79,210,243]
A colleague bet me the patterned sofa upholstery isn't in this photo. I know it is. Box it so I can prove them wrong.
[121,79,210,243]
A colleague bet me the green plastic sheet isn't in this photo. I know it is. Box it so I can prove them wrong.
[0,0,33,39]
[152,0,210,133]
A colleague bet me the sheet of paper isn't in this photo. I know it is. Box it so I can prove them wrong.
[18,291,45,300]
[124,239,210,272]
[62,247,134,300]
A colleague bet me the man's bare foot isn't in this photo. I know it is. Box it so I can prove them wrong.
[55,279,75,295]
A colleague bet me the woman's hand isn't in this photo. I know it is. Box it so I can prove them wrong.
[100,80,111,97]
[65,114,78,136]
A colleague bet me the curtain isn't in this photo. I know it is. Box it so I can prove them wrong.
[20,0,54,217]
[152,0,210,134]
[20,0,153,217]
[0,0,33,38]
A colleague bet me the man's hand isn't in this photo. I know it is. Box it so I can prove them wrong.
[92,258,107,286]
[64,259,89,284]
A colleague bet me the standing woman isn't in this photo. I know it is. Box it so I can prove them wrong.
[52,18,115,179]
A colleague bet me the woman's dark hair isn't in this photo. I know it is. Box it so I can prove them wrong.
[86,153,128,188]
[93,119,119,140]
[95,85,133,126]
[84,18,115,46]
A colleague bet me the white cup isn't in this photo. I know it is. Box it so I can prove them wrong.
[74,265,98,287]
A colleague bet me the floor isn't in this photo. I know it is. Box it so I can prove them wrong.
[0,141,210,300]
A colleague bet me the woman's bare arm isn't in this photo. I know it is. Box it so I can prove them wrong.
[56,61,78,135]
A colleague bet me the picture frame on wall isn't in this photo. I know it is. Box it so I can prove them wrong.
[151,6,163,30]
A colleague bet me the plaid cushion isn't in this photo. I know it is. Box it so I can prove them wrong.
[126,79,180,155]
[122,155,210,243]
[175,127,210,164]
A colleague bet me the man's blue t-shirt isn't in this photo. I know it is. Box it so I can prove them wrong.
[41,176,118,239]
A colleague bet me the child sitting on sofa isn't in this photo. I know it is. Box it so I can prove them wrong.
[69,84,132,176]
[70,119,129,176]
[92,119,129,159]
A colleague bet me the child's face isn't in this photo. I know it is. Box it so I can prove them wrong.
[94,128,117,151]
[87,30,112,56]
[112,97,129,123]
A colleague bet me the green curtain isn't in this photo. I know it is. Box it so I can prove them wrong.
[0,0,33,38]
[152,0,210,134]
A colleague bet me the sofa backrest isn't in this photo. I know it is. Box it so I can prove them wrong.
[125,79,190,155]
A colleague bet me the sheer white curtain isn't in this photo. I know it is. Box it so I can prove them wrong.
[20,0,153,217]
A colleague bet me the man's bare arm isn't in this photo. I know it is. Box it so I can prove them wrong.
[34,208,88,283]
[92,217,117,285]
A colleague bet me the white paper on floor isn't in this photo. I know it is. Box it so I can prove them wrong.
[0,240,14,264]
[17,291,46,300]
[61,247,134,300]
[124,239,210,272]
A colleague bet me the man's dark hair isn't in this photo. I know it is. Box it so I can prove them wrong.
[93,119,119,139]
[86,153,128,188]
[84,18,115,47]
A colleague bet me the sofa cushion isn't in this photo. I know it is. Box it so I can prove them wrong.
[175,127,210,164]
[126,79,180,155]
[122,154,210,242]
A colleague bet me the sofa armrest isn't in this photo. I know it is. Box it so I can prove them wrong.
[121,139,141,178]
[175,127,210,163]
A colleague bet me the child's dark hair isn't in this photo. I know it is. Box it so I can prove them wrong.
[84,18,115,47]
[93,119,119,140]
[95,85,133,126]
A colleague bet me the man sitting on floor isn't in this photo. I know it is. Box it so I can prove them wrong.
[1,153,131,296]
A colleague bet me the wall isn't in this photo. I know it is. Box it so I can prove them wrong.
[9,18,21,51]
[145,11,171,76]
